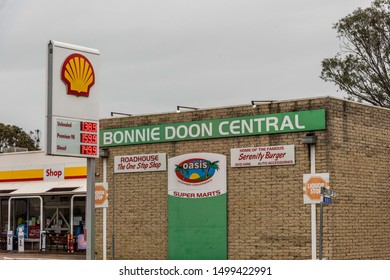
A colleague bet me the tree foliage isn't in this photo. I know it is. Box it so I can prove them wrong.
[0,123,39,152]
[320,0,390,107]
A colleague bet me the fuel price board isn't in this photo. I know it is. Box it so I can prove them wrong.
[53,117,99,158]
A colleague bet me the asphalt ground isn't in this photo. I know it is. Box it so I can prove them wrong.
[0,249,86,260]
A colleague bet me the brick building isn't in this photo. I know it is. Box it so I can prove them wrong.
[94,96,390,260]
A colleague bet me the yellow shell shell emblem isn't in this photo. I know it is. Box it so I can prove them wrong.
[61,53,95,97]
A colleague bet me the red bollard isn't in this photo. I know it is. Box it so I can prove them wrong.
[67,234,74,253]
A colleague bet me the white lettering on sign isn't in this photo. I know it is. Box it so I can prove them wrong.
[95,182,109,208]
[101,109,325,147]
[114,153,167,173]
[165,123,213,140]
[95,190,105,201]
[44,165,64,181]
[308,183,324,194]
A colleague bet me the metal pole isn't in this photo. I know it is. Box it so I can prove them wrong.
[310,144,316,260]
[112,173,115,260]
[7,198,11,232]
[86,158,96,260]
[103,157,107,260]
[319,201,324,260]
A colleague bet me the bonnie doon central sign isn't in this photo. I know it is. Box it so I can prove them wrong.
[101,109,326,147]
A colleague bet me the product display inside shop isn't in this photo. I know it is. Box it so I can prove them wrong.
[0,195,86,252]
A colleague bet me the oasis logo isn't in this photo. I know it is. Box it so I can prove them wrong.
[174,158,219,184]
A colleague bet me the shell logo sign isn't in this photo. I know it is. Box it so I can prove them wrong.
[61,53,95,97]
[174,158,219,184]
[303,173,330,204]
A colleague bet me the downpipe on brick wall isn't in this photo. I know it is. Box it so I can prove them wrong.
[309,144,317,260]
[112,172,116,260]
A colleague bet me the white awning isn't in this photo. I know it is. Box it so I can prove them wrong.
[0,179,86,197]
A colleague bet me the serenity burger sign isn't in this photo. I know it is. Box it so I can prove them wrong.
[46,41,100,158]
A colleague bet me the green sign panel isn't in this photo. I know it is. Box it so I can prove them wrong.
[168,153,227,260]
[101,109,325,146]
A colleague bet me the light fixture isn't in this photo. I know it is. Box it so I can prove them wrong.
[251,100,274,108]
[99,148,109,158]
[110,112,132,117]
[176,106,199,113]
[301,133,317,144]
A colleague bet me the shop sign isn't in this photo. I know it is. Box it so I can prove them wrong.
[303,173,330,204]
[168,153,226,199]
[44,165,64,181]
[114,153,166,173]
[101,109,326,147]
[95,182,108,208]
[0,165,86,183]
[231,145,295,167]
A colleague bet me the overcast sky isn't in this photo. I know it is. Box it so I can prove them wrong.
[0,0,372,139]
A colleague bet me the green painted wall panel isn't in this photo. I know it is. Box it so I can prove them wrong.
[168,194,227,260]
[168,153,227,260]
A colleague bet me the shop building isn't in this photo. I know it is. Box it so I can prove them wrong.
[94,96,390,260]
[0,151,87,251]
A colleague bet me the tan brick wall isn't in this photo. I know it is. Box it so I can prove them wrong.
[94,97,390,260]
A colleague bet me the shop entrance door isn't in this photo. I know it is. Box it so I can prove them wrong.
[44,207,70,234]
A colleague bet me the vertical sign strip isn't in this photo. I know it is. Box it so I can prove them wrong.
[168,153,227,260]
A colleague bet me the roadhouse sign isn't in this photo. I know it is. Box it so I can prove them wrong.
[231,145,295,167]
[114,153,167,173]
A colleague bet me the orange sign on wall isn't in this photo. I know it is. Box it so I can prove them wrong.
[95,182,108,208]
[303,173,329,204]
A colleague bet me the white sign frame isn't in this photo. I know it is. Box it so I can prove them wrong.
[168,153,226,199]
[95,182,109,208]
[46,41,100,158]
[114,153,167,173]
[231,145,295,167]
[303,173,330,204]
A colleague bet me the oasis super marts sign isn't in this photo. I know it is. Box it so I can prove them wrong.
[168,153,227,260]
[168,154,226,199]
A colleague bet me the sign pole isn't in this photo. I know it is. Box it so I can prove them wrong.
[86,158,96,260]
[103,157,107,260]
[310,144,316,260]
[319,201,324,260]
[46,41,100,260]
